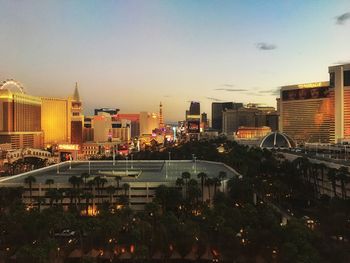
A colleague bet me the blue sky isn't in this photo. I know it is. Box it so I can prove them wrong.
[0,0,349,121]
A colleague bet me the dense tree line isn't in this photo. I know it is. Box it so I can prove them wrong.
[0,138,349,262]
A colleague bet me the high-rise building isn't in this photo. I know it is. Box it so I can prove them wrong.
[329,64,350,141]
[41,97,70,146]
[201,112,209,130]
[116,114,140,138]
[280,63,350,144]
[280,81,332,144]
[212,102,243,132]
[189,101,200,115]
[0,79,43,149]
[185,101,201,141]
[139,112,159,135]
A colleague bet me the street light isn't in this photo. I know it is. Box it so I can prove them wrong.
[131,154,134,169]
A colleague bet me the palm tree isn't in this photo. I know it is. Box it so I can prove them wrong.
[35,196,45,211]
[213,177,221,195]
[311,163,320,196]
[46,188,56,207]
[68,175,79,189]
[82,192,93,215]
[87,180,95,209]
[45,179,54,189]
[114,176,122,197]
[100,177,108,203]
[187,179,201,204]
[218,171,227,181]
[123,183,130,197]
[80,172,90,190]
[93,176,102,203]
[24,175,36,204]
[318,163,327,194]
[181,172,191,199]
[197,172,207,202]
[204,178,214,203]
[337,166,349,199]
[58,189,65,206]
[176,177,185,196]
[218,171,227,193]
[327,168,338,198]
[106,185,116,205]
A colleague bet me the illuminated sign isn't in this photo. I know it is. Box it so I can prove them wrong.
[186,114,201,119]
[187,120,200,133]
[297,82,324,89]
[58,144,80,151]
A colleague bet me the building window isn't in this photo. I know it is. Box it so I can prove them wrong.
[344,70,350,86]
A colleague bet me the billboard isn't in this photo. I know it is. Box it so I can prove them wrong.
[187,120,200,133]
[282,86,329,101]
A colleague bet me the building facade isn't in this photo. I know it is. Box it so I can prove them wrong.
[139,112,159,135]
[329,64,350,142]
[41,97,70,146]
[222,106,278,136]
[212,102,243,132]
[0,81,43,149]
[280,81,332,144]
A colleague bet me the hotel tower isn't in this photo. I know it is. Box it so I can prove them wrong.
[280,63,350,144]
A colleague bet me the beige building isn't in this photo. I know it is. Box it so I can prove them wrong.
[139,112,159,135]
[41,97,71,146]
[41,83,84,147]
[93,113,112,142]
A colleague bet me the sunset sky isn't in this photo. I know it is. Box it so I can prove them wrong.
[0,0,350,122]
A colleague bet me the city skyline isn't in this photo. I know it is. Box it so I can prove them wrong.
[1,0,350,121]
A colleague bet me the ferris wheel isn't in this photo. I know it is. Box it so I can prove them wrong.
[0,79,25,93]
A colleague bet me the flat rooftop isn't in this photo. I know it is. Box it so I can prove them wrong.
[0,160,238,186]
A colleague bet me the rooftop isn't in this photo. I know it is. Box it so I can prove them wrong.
[0,160,238,186]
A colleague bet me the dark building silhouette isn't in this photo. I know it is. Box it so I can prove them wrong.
[212,102,243,132]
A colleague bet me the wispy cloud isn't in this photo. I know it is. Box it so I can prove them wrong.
[245,92,264,97]
[256,42,277,51]
[205,97,223,102]
[258,88,280,96]
[163,95,172,98]
[221,84,234,88]
[215,88,247,92]
[336,12,350,25]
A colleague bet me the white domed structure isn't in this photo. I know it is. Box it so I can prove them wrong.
[259,131,295,149]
